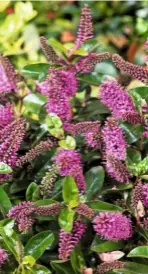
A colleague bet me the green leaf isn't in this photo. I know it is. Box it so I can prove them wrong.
[128,156,148,176]
[0,226,23,262]
[129,87,148,101]
[127,148,141,165]
[78,72,102,86]
[62,176,79,208]
[23,255,36,267]
[70,245,86,274]
[26,182,38,201]
[0,162,12,174]
[31,264,51,274]
[128,246,148,258]
[120,122,143,144]
[80,39,100,52]
[0,187,12,215]
[59,136,76,150]
[45,114,63,128]
[129,89,144,112]
[87,201,122,212]
[0,1,10,12]
[113,262,148,274]
[23,93,47,115]
[85,166,105,201]
[22,63,50,80]
[59,207,75,232]
[48,38,67,54]
[91,236,124,253]
[35,199,56,206]
[24,231,54,260]
[51,260,75,274]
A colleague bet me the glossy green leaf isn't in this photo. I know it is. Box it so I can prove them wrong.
[62,176,79,208]
[24,231,54,260]
[91,236,124,252]
[59,136,76,150]
[120,122,143,144]
[0,226,23,262]
[0,187,12,215]
[70,245,86,273]
[85,166,105,201]
[51,260,75,274]
[80,38,100,52]
[128,156,148,176]
[59,207,75,232]
[23,93,47,115]
[26,182,38,201]
[127,148,141,165]
[129,89,144,112]
[23,255,36,267]
[113,262,148,274]
[48,38,67,54]
[31,264,51,274]
[35,199,56,206]
[129,87,148,101]
[22,63,50,80]
[87,200,122,212]
[45,114,63,129]
[128,246,148,258]
[0,162,12,174]
[78,72,102,86]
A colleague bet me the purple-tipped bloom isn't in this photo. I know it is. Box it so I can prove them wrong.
[102,118,127,161]
[0,248,8,266]
[55,149,86,191]
[106,154,130,183]
[0,119,26,181]
[75,4,93,48]
[0,103,13,130]
[100,80,140,124]
[58,221,86,260]
[143,184,148,207]
[0,55,17,94]
[93,212,132,241]
[64,121,100,136]
[84,131,101,149]
[37,68,77,120]
[112,54,148,84]
[8,202,36,232]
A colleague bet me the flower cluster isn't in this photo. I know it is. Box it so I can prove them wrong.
[100,80,141,124]
[132,182,148,208]
[8,201,61,232]
[97,261,125,274]
[55,149,86,191]
[102,118,127,161]
[58,221,86,260]
[0,54,17,95]
[0,248,8,268]
[76,203,94,219]
[0,103,13,130]
[93,212,132,241]
[112,53,148,84]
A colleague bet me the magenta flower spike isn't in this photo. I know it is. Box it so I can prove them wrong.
[0,54,17,94]
[93,212,132,241]
[0,103,14,130]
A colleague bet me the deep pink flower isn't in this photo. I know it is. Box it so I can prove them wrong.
[58,221,86,260]
[64,121,100,136]
[100,80,140,123]
[112,54,148,84]
[0,55,17,94]
[102,118,127,161]
[8,202,36,232]
[74,4,93,49]
[0,103,14,130]
[0,248,8,266]
[93,212,132,241]
[46,97,72,121]
[105,154,130,183]
[55,149,86,191]
[84,131,101,149]
[0,119,26,181]
[143,184,148,207]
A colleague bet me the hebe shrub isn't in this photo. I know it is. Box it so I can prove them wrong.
[0,4,148,274]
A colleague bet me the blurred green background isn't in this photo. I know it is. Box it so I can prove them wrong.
[0,0,147,69]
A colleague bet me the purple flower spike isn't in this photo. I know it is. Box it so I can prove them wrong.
[0,54,17,94]
[8,202,36,232]
[0,103,14,130]
[58,221,86,260]
[143,184,148,207]
[112,54,148,84]
[55,149,86,191]
[93,212,132,241]
[102,118,127,161]
[105,154,130,183]
[75,4,93,49]
[100,80,140,124]
[0,248,8,266]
